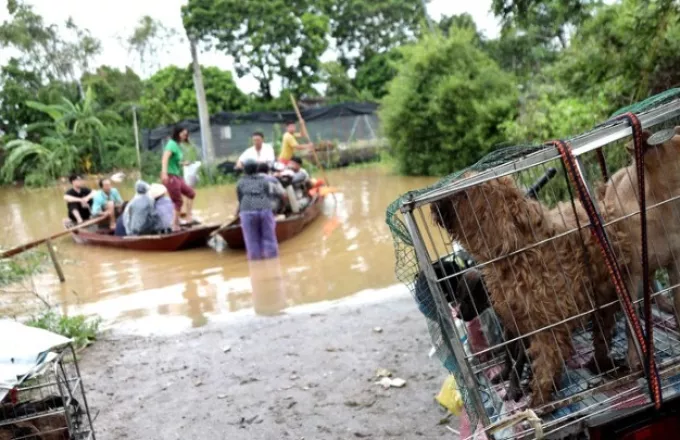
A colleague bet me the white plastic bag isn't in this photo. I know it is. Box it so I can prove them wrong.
[183,161,202,188]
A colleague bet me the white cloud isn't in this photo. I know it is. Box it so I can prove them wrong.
[1,0,499,94]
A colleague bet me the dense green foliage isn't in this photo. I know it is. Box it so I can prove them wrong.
[381,30,518,176]
[139,65,248,128]
[3,0,680,183]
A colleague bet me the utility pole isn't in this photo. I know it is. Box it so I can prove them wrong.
[189,38,215,164]
[132,105,142,173]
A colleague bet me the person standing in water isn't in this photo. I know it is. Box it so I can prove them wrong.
[161,126,196,230]
[278,121,312,165]
[237,160,284,260]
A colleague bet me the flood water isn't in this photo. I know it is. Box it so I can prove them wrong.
[0,167,435,334]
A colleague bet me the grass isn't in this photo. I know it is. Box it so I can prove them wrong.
[0,249,48,287]
[26,309,101,350]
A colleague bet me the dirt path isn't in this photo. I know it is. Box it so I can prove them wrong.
[80,290,459,439]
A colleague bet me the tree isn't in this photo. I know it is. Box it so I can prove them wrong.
[321,61,361,102]
[81,66,143,109]
[438,13,480,39]
[322,0,428,69]
[182,0,329,100]
[139,65,248,128]
[25,87,121,171]
[354,50,402,100]
[0,1,101,84]
[491,0,599,48]
[380,29,518,176]
[125,16,182,77]
[0,59,79,139]
[549,0,680,112]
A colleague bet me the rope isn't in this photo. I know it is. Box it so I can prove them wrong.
[611,112,663,409]
[486,409,544,439]
[596,149,609,181]
[547,139,662,409]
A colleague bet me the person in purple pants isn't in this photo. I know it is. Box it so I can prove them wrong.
[237,160,285,260]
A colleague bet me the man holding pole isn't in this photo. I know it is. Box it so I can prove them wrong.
[278,121,312,165]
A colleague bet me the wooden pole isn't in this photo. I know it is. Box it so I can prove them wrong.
[132,106,142,173]
[289,94,331,187]
[0,216,104,259]
[45,239,65,283]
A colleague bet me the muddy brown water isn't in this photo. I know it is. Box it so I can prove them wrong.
[0,167,436,334]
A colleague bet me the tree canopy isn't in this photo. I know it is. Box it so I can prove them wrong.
[4,0,680,185]
[380,29,518,175]
[139,65,248,128]
[182,0,330,100]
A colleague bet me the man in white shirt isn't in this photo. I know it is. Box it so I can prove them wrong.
[235,132,275,169]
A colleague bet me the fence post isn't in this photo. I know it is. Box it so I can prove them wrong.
[45,240,65,283]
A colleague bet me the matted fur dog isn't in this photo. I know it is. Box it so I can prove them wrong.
[431,173,631,406]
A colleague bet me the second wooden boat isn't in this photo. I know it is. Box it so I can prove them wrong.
[219,195,324,249]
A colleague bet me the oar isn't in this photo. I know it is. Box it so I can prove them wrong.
[210,212,239,238]
[0,216,105,259]
[289,95,340,196]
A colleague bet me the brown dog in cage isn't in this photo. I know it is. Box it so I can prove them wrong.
[431,173,631,406]
[604,127,680,370]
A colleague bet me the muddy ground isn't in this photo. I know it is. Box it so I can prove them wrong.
[80,291,459,439]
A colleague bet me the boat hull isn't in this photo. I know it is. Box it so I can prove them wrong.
[71,225,219,251]
[219,196,324,249]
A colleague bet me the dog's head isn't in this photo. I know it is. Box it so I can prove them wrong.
[431,173,547,256]
[642,127,680,174]
[413,257,462,321]
[455,269,491,322]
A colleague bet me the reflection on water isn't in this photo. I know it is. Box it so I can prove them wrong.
[0,167,435,333]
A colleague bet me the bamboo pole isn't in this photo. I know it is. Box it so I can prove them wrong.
[289,94,331,187]
[0,216,104,259]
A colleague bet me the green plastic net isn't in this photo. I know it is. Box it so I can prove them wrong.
[384,88,680,428]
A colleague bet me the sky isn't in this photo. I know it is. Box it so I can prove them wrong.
[0,0,500,94]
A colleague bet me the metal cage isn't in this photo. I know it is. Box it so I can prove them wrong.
[0,344,96,440]
[395,98,680,439]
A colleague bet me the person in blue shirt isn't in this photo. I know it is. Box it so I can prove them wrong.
[92,178,124,229]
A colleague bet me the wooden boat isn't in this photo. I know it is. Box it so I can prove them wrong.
[219,195,324,249]
[71,224,219,252]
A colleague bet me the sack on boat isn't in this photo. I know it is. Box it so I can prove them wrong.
[183,161,201,188]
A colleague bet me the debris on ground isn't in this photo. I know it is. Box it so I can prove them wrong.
[376,368,392,378]
[222,346,231,353]
[376,377,406,389]
[373,327,383,333]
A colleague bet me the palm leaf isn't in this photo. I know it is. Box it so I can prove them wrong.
[25,101,64,122]
[1,140,50,181]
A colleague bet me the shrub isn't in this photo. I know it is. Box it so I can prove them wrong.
[26,309,101,350]
[380,29,518,176]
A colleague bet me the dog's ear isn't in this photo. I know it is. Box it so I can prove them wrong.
[626,130,653,155]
